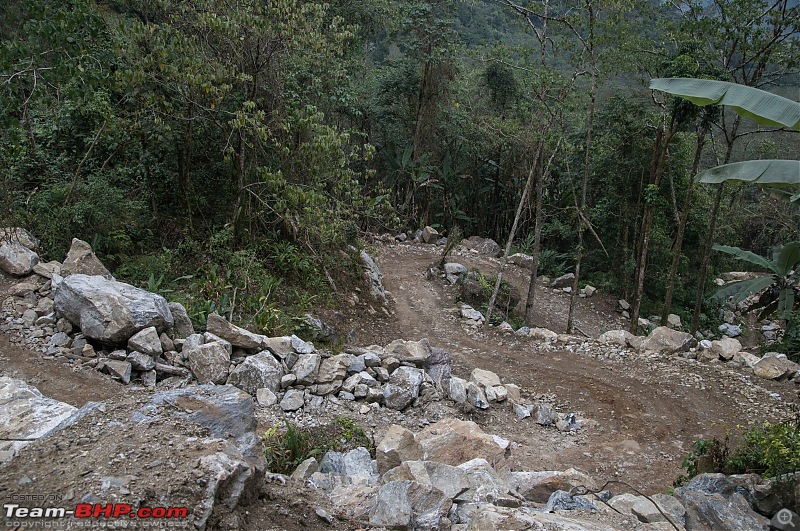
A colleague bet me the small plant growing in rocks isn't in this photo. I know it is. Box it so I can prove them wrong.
[262,417,374,474]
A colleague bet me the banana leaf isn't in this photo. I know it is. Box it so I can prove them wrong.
[709,275,776,304]
[649,78,800,130]
[712,244,778,273]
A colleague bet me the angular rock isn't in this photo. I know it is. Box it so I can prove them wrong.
[206,313,266,350]
[753,356,798,381]
[0,227,39,249]
[385,338,432,366]
[0,377,77,459]
[168,301,194,339]
[599,329,635,346]
[60,238,112,278]
[0,243,38,276]
[293,354,321,385]
[256,388,277,407]
[226,352,283,395]
[377,424,424,474]
[127,351,156,371]
[186,342,231,385]
[279,389,304,412]
[32,260,61,279]
[360,250,387,303]
[711,337,742,361]
[639,326,697,354]
[466,381,490,409]
[369,480,451,530]
[415,418,510,470]
[461,305,485,322]
[677,489,769,531]
[508,253,534,269]
[291,457,319,480]
[422,226,440,244]
[290,335,314,354]
[444,262,467,284]
[719,323,743,338]
[384,460,470,499]
[463,236,501,257]
[470,368,502,389]
[53,274,173,345]
[457,458,519,506]
[732,351,761,368]
[631,493,686,525]
[128,326,163,357]
[530,327,559,342]
[104,360,132,384]
[545,490,599,512]
[551,273,575,289]
[423,347,451,389]
[384,366,424,411]
[448,376,468,404]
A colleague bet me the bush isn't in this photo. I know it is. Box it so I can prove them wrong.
[676,417,800,486]
[262,417,374,475]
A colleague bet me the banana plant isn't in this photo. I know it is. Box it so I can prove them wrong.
[710,242,800,319]
[649,78,800,200]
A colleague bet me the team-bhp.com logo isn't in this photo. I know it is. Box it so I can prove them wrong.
[5,503,188,522]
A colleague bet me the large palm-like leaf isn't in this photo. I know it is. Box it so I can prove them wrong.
[697,160,800,191]
[649,78,800,130]
[775,242,800,277]
[710,275,776,304]
[712,244,778,273]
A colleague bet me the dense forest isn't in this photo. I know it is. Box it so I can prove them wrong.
[1,0,798,350]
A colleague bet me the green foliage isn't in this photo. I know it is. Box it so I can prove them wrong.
[710,242,800,320]
[676,418,800,486]
[262,417,374,475]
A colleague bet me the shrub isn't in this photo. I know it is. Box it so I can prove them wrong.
[262,417,374,475]
[676,417,800,486]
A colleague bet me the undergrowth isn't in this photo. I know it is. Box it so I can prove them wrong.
[675,416,800,487]
[262,417,374,475]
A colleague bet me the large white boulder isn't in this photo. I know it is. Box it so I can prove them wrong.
[53,274,173,344]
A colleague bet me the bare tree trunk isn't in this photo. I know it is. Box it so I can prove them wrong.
[690,116,740,334]
[567,0,596,333]
[524,148,545,326]
[231,132,245,245]
[485,142,544,325]
[661,124,707,323]
[630,120,677,333]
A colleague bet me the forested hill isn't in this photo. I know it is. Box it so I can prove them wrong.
[0,0,798,348]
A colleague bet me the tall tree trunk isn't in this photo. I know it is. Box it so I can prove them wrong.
[231,132,245,246]
[690,116,741,334]
[485,141,545,325]
[524,147,545,326]
[630,120,677,333]
[661,124,708,323]
[567,0,595,334]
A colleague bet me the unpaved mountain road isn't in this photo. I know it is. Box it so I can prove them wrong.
[354,241,799,493]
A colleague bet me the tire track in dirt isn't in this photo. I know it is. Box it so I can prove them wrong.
[367,241,796,492]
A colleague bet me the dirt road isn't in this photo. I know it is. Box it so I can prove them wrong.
[356,241,798,493]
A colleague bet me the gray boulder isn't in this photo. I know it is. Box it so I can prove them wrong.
[168,301,194,339]
[0,227,39,249]
[360,250,387,303]
[463,236,501,257]
[226,352,283,395]
[54,274,173,345]
[0,377,77,460]
[186,342,231,384]
[551,273,575,289]
[639,326,697,354]
[383,366,424,411]
[0,243,39,276]
[385,338,432,366]
[508,253,534,269]
[369,480,452,530]
[279,389,304,411]
[293,353,321,385]
[677,489,769,530]
[60,238,112,278]
[128,326,163,357]
[206,313,266,350]
[376,424,424,474]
